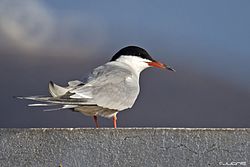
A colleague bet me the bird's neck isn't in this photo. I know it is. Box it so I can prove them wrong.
[115,56,149,76]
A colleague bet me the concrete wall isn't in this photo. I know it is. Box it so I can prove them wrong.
[0,128,249,167]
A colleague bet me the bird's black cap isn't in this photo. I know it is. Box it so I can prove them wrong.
[110,46,155,62]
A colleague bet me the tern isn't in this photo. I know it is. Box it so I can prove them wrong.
[17,46,175,128]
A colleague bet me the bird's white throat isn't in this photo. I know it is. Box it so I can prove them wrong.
[115,55,151,75]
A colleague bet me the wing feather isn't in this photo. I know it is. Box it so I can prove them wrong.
[70,63,140,110]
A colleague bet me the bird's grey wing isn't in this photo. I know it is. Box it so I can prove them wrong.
[70,63,140,111]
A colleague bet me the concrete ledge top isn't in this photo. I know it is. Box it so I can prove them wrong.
[0,128,249,167]
[1,127,250,130]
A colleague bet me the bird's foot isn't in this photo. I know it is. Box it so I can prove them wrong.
[113,114,117,128]
[93,116,99,128]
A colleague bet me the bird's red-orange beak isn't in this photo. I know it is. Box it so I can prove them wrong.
[147,61,175,72]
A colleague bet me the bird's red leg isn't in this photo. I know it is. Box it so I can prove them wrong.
[93,116,99,128]
[113,114,117,128]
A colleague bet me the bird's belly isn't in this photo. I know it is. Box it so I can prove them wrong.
[74,106,118,118]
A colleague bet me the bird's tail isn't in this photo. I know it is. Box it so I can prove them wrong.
[15,95,79,111]
[15,81,93,111]
[16,95,90,105]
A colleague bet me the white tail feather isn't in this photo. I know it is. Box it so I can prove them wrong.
[49,81,69,97]
[43,105,77,112]
[28,103,56,107]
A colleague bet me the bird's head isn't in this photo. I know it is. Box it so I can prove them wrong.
[111,46,175,73]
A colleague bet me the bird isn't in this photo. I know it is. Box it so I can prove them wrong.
[17,46,175,128]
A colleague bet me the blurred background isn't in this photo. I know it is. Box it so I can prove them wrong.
[0,0,249,128]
